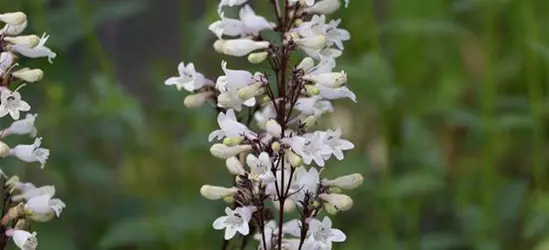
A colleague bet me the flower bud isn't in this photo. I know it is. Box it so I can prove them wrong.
[302,71,347,88]
[323,202,339,215]
[14,219,28,230]
[0,52,15,73]
[222,39,270,57]
[238,82,265,100]
[294,35,327,50]
[210,143,252,159]
[318,193,353,211]
[302,115,317,129]
[223,136,244,146]
[322,173,364,190]
[213,39,226,53]
[1,203,23,225]
[217,92,235,108]
[271,141,281,152]
[184,92,211,108]
[3,35,40,48]
[0,140,10,157]
[304,85,319,96]
[223,195,235,204]
[225,156,245,175]
[272,199,296,213]
[328,187,343,193]
[12,68,43,83]
[284,149,302,168]
[0,12,27,25]
[248,52,268,64]
[1,21,27,36]
[265,119,282,137]
[200,185,239,200]
[297,57,315,72]
[304,0,341,14]
[295,19,304,26]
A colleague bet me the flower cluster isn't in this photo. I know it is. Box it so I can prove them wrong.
[0,11,63,250]
[165,1,360,249]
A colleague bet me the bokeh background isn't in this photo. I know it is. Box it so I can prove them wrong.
[1,0,549,249]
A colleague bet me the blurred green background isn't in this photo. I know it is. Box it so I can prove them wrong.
[1,0,549,249]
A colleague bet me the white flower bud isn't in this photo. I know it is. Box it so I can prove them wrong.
[304,0,341,14]
[271,141,281,152]
[0,52,15,76]
[322,173,364,190]
[225,156,245,175]
[323,202,339,215]
[265,119,282,137]
[302,71,347,88]
[0,12,27,25]
[12,68,44,83]
[1,21,28,36]
[248,52,268,64]
[184,92,211,108]
[297,57,315,72]
[318,193,353,211]
[222,39,270,57]
[223,136,244,146]
[238,82,265,100]
[303,115,317,129]
[210,143,252,159]
[272,199,296,213]
[0,140,10,157]
[3,35,40,48]
[284,149,302,168]
[304,85,319,96]
[200,185,239,200]
[294,35,327,50]
[213,39,226,53]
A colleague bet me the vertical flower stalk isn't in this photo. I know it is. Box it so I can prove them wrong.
[165,0,358,249]
[0,11,64,250]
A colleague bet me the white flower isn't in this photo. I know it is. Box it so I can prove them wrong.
[265,119,282,137]
[24,194,65,221]
[246,152,275,183]
[9,137,49,168]
[238,5,275,35]
[210,6,274,39]
[217,89,255,111]
[208,109,255,142]
[6,229,37,250]
[306,216,346,248]
[317,85,356,102]
[213,206,256,240]
[183,92,211,108]
[216,61,256,91]
[3,113,37,137]
[304,0,341,14]
[292,167,320,202]
[0,88,31,120]
[321,128,354,160]
[294,97,333,117]
[164,62,212,92]
[0,52,15,77]
[11,68,44,83]
[218,0,248,14]
[254,103,277,129]
[3,35,40,48]
[11,185,55,202]
[10,33,56,63]
[296,15,350,50]
[282,219,302,237]
[221,38,270,57]
[5,177,36,193]
[265,168,294,198]
[282,133,332,167]
[318,193,353,211]
[0,21,28,36]
[303,70,347,88]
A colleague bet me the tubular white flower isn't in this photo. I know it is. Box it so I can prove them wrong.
[1,21,28,36]
[246,152,276,183]
[294,35,327,50]
[306,216,346,246]
[6,229,37,250]
[0,52,15,77]
[248,51,268,64]
[9,33,56,63]
[297,57,316,72]
[322,173,363,189]
[221,39,270,57]
[9,137,50,168]
[11,185,55,202]
[0,88,31,120]
[200,185,239,200]
[265,119,282,137]
[303,71,347,88]
[218,0,248,14]
[3,113,38,137]
[210,143,252,159]
[225,156,246,175]
[318,193,353,211]
[238,82,265,100]
[0,12,27,25]
[208,109,255,142]
[0,140,10,157]
[12,68,44,83]
[165,62,213,92]
[24,194,65,221]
